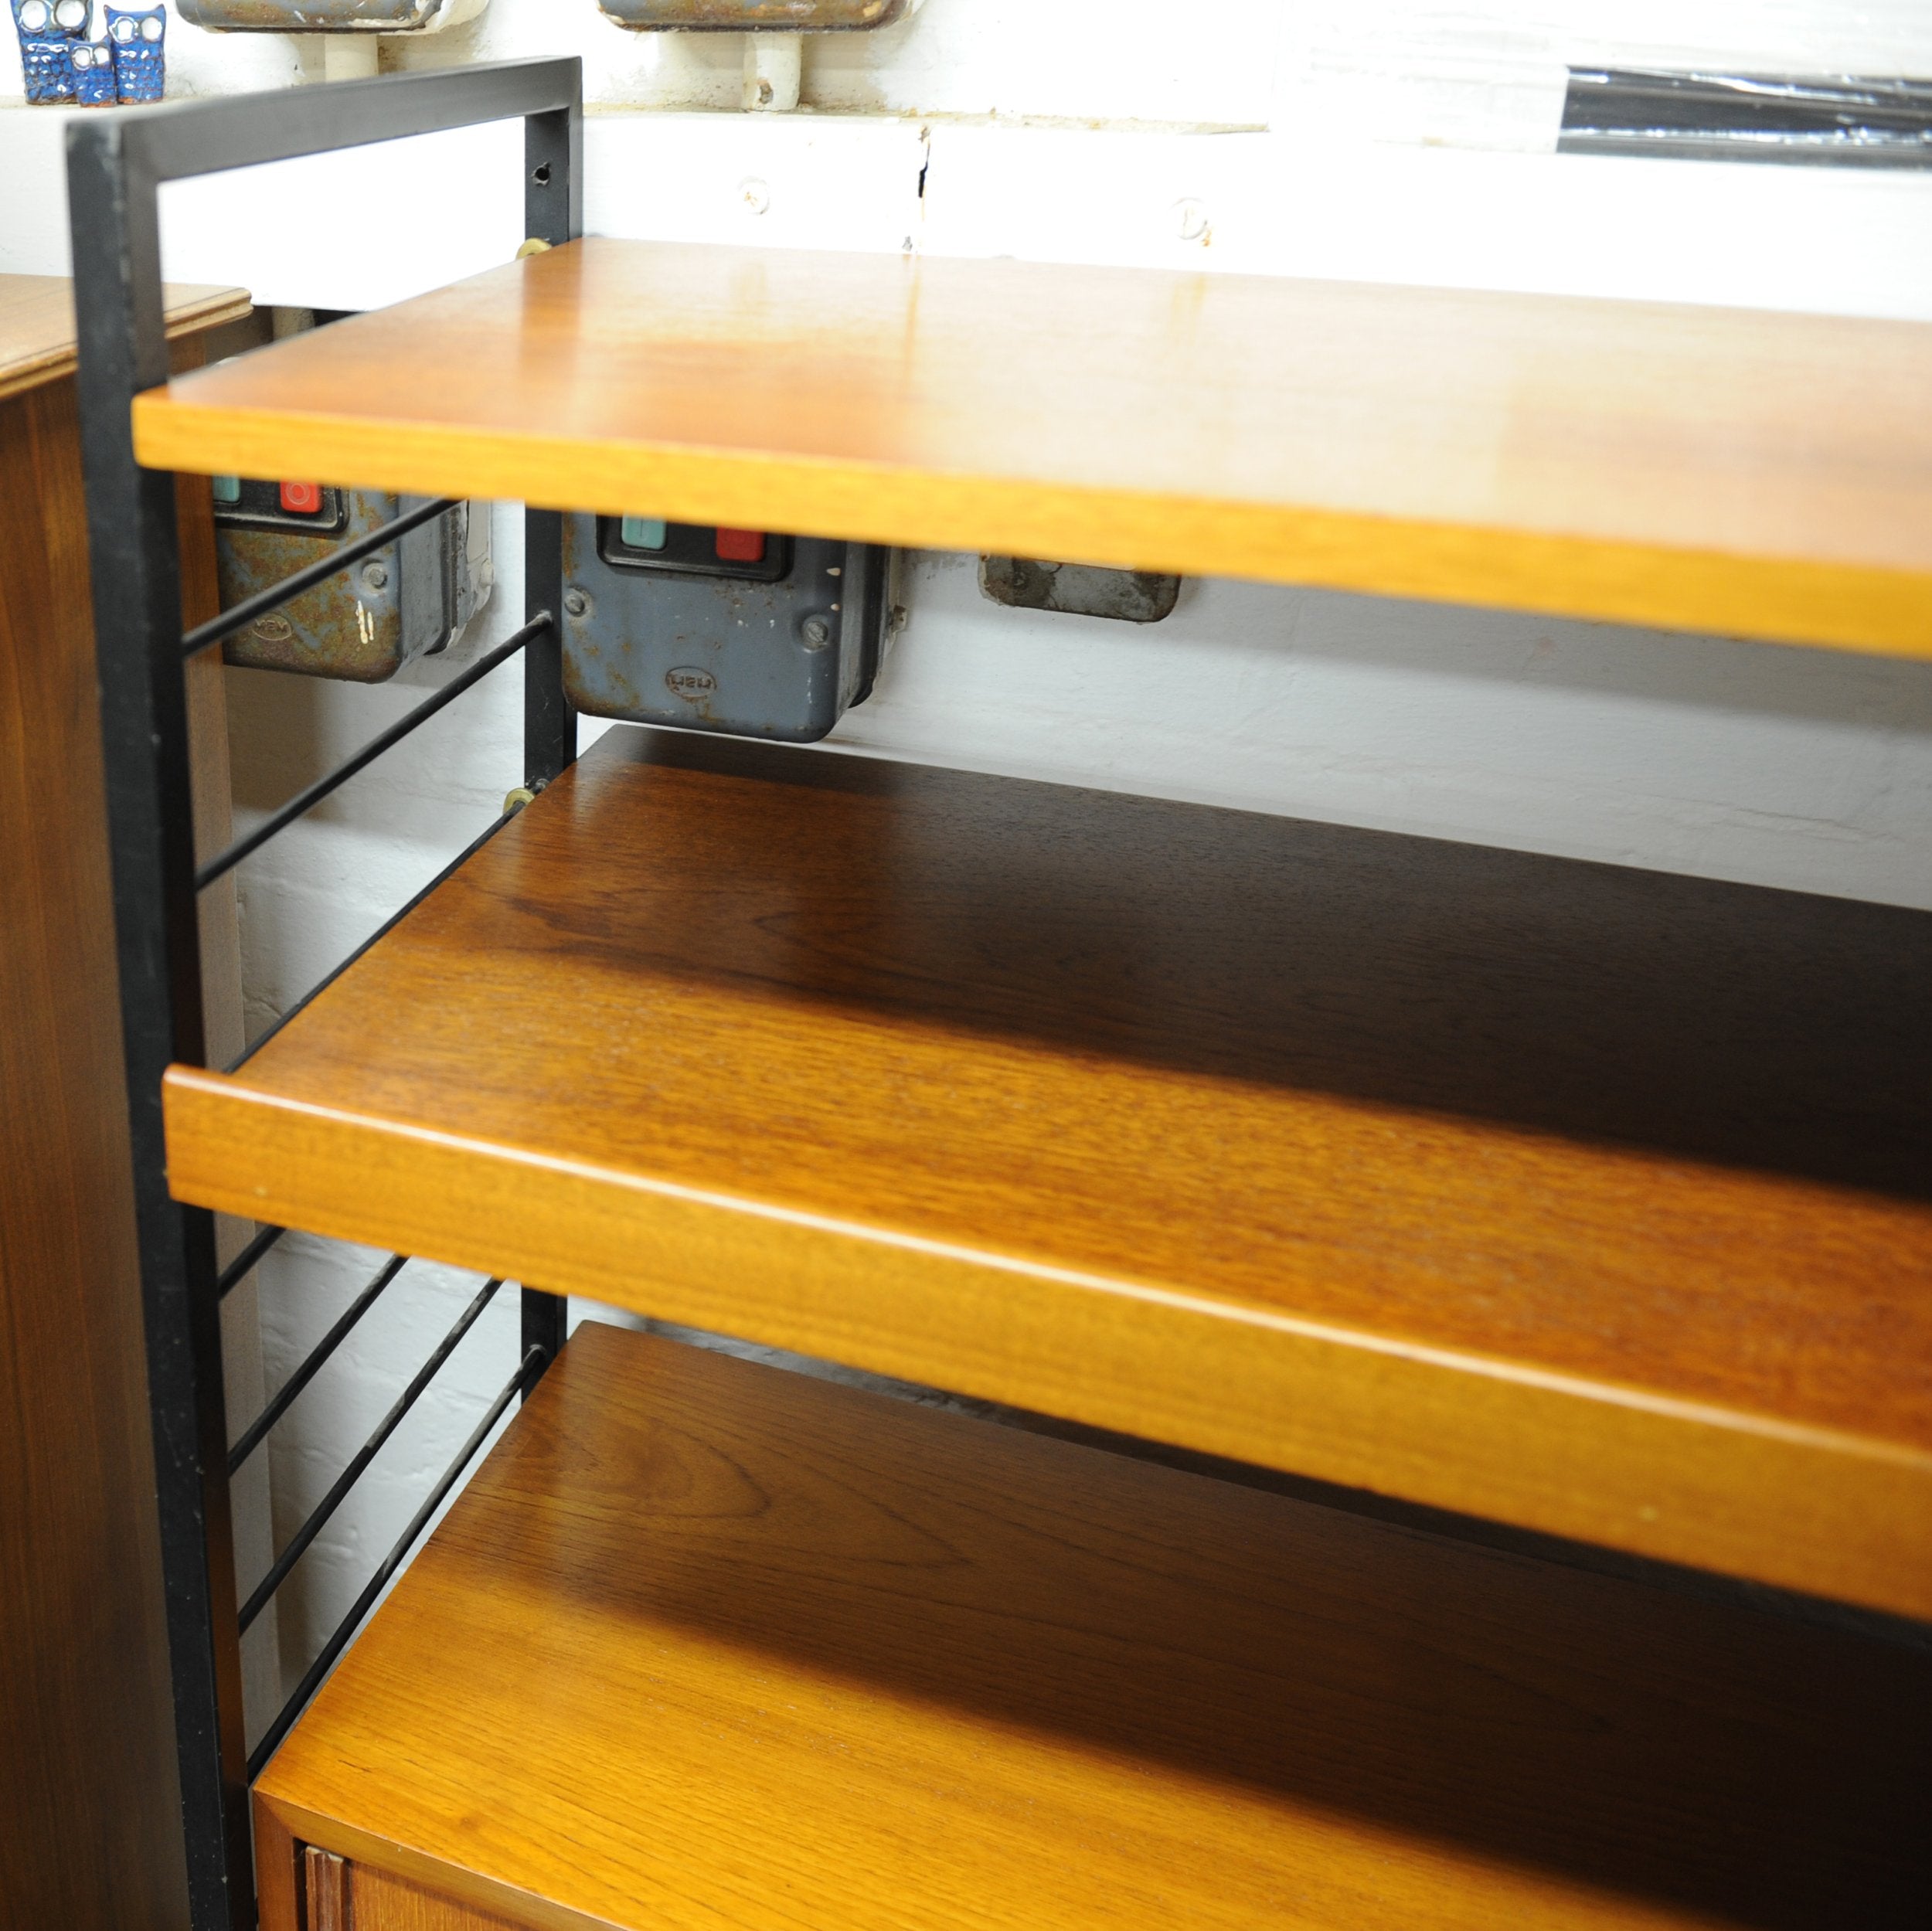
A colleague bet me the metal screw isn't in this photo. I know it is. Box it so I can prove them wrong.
[361,561,389,592]
[740,177,771,216]
[563,590,590,619]
[801,615,833,651]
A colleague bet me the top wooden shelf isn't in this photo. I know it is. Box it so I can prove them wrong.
[131,239,1932,658]
[1,274,250,404]
[164,729,1932,1620]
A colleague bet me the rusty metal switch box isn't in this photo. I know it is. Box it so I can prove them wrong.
[216,484,490,683]
[561,516,892,743]
[175,1,474,29]
[597,1,914,29]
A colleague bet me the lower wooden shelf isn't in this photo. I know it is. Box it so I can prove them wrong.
[166,729,1932,1617]
[254,1321,1931,1931]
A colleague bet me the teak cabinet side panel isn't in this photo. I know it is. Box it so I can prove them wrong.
[255,1800,303,1931]
[0,365,191,1931]
[0,322,243,1931]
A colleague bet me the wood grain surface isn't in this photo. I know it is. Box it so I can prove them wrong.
[308,1850,352,1931]
[256,1824,524,1931]
[0,350,186,1931]
[0,274,250,403]
[254,1322,1932,1931]
[0,301,245,1931]
[131,239,1932,655]
[255,1803,301,1931]
[164,729,1932,1617]
[337,1865,526,1931]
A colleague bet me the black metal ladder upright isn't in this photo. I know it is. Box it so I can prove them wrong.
[66,59,585,1931]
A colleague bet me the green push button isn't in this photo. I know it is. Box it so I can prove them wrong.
[621,516,668,552]
[212,476,242,505]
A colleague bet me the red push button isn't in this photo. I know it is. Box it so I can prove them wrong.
[715,527,766,564]
[280,481,323,515]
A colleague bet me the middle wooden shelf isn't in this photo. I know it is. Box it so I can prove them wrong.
[163,728,1932,1620]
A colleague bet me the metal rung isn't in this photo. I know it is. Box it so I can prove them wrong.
[229,798,526,1076]
[247,1343,539,1780]
[196,613,551,892]
[216,1222,284,1300]
[237,1276,505,1634]
[228,1254,409,1477]
[180,496,457,661]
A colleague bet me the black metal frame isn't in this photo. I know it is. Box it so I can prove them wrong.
[66,59,583,1931]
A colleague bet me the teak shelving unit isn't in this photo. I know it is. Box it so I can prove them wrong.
[70,56,1932,1931]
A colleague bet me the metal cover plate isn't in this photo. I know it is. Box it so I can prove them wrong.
[980,556,1180,624]
[597,1,913,29]
[175,1,447,28]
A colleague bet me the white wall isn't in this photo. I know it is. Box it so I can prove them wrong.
[16,0,1932,126]
[5,1,1930,1722]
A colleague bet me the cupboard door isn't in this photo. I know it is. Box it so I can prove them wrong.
[299,1851,532,1931]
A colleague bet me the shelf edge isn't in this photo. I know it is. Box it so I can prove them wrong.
[166,1065,1932,1620]
[131,395,1932,659]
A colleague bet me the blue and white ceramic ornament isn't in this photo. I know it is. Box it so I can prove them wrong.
[11,1,166,105]
[70,31,116,104]
[105,3,165,101]
[11,0,91,104]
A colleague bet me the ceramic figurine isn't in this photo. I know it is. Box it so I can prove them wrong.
[11,0,91,104]
[106,4,165,101]
[70,33,117,104]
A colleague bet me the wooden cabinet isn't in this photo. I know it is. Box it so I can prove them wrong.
[0,275,250,1931]
[285,1847,520,1931]
[250,1324,1932,1931]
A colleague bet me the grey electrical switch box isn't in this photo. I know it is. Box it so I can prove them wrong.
[597,2,913,29]
[561,515,893,743]
[216,483,490,683]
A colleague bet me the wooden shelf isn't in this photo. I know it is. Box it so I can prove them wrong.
[1,275,250,403]
[131,238,1932,658]
[165,730,1932,1618]
[254,1321,1932,1931]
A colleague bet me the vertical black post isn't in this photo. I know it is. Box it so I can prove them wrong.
[66,118,253,1931]
[518,80,583,1386]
